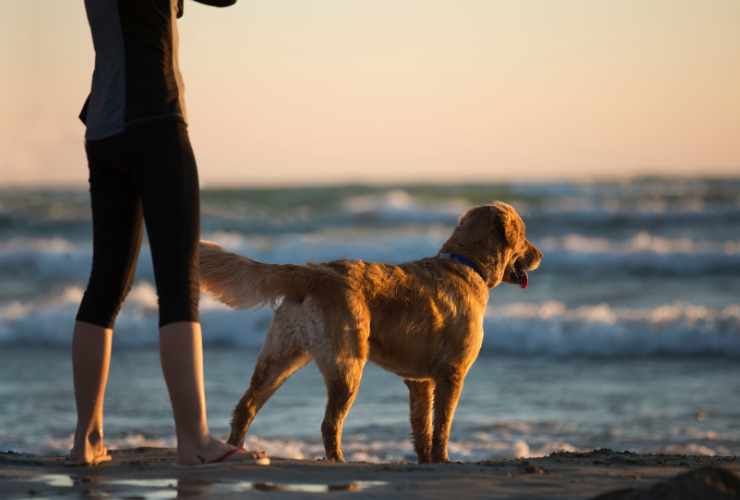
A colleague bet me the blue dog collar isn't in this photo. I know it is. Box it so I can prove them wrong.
[439,252,486,282]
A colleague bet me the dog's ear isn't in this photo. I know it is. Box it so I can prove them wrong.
[489,202,525,250]
[454,206,495,247]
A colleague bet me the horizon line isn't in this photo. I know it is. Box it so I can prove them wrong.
[1,172,739,191]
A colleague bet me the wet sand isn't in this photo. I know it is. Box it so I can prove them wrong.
[0,448,737,499]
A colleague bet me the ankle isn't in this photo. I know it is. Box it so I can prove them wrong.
[74,427,104,448]
[176,435,231,465]
[177,432,209,454]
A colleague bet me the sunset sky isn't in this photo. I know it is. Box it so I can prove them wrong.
[1,0,738,186]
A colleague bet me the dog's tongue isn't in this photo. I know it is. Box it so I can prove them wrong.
[519,271,528,289]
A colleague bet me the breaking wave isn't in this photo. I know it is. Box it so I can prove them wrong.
[487,302,740,356]
[2,284,738,356]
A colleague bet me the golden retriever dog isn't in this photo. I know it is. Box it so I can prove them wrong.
[198,202,542,463]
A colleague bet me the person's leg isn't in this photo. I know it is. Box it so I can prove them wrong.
[158,322,208,452]
[133,122,264,464]
[159,321,243,464]
[70,322,113,465]
[71,137,144,465]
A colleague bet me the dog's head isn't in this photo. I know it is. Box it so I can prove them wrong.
[440,202,542,288]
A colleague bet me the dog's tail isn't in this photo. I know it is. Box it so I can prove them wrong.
[198,240,319,309]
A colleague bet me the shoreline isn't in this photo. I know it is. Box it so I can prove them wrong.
[1,448,737,499]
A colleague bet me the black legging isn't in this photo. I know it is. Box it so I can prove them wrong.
[76,120,200,328]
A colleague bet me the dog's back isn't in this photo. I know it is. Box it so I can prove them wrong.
[200,242,488,333]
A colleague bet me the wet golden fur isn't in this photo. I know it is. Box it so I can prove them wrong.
[199,202,542,463]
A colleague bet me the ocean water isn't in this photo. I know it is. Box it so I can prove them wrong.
[1,178,739,461]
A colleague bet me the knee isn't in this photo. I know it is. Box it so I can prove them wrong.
[75,279,131,328]
[326,380,355,404]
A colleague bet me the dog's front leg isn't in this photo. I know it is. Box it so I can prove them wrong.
[431,372,464,463]
[404,379,434,463]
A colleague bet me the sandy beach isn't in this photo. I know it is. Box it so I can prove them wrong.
[1,448,737,499]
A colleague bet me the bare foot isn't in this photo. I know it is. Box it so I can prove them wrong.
[66,442,111,466]
[66,428,112,466]
[204,447,269,465]
[177,435,269,466]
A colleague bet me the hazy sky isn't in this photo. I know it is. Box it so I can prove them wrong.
[1,0,738,186]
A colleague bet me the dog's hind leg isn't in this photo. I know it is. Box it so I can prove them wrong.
[228,347,310,446]
[404,379,434,463]
[431,372,464,463]
[314,356,366,463]
[228,347,311,447]
[228,310,312,447]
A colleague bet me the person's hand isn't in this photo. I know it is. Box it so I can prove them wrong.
[191,0,237,7]
[178,0,236,20]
